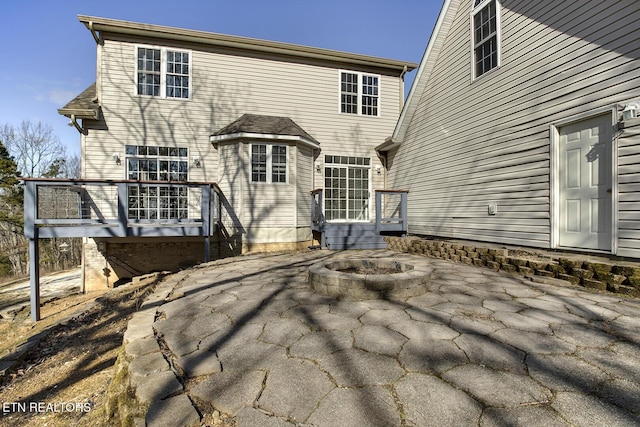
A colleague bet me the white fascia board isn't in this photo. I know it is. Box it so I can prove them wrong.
[392,0,454,143]
[210,132,320,150]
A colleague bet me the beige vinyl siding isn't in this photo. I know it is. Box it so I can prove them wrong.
[618,119,640,257]
[296,145,314,227]
[87,39,401,184]
[217,144,242,236]
[84,37,401,244]
[242,143,296,230]
[388,0,640,249]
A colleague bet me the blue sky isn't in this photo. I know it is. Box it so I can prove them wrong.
[0,0,441,156]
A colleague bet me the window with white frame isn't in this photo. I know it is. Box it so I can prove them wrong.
[340,71,379,116]
[324,155,371,221]
[251,144,288,183]
[125,144,189,220]
[472,0,500,78]
[137,46,191,98]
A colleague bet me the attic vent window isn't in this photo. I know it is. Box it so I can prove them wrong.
[472,0,500,78]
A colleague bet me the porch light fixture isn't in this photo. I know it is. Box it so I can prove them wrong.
[623,103,638,121]
[193,156,202,168]
[112,152,121,164]
[375,165,381,174]
[315,163,321,173]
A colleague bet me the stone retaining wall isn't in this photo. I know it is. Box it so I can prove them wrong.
[385,236,640,297]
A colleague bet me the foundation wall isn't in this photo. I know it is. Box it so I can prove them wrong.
[82,231,312,290]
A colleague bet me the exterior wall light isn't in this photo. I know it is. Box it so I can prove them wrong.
[193,156,202,168]
[112,153,121,164]
[623,103,638,121]
[315,163,321,173]
[375,165,381,174]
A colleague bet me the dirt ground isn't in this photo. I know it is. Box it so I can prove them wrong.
[0,276,161,426]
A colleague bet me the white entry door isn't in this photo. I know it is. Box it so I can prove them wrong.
[558,114,613,251]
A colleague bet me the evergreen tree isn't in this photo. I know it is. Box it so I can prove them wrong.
[0,139,23,227]
[0,139,25,275]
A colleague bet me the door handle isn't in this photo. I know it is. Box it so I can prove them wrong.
[606,189,612,193]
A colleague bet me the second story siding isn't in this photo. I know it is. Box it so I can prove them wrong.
[80,17,416,187]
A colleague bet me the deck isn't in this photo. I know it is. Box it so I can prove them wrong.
[311,189,408,250]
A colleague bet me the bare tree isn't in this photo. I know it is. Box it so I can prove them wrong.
[0,122,82,278]
[0,120,66,178]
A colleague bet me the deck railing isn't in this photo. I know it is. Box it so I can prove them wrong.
[310,188,408,234]
[375,190,408,233]
[23,178,221,321]
[310,189,324,232]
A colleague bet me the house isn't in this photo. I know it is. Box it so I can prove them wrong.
[53,16,417,289]
[378,0,640,257]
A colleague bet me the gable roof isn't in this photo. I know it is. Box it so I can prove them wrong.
[78,16,418,76]
[377,0,460,152]
[210,114,320,149]
[57,82,100,119]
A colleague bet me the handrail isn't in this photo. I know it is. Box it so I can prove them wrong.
[23,178,223,321]
[310,188,324,232]
[375,190,408,233]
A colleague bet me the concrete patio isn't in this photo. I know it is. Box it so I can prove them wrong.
[123,250,640,426]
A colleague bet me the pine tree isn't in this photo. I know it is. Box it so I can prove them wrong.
[0,139,25,275]
[0,139,23,227]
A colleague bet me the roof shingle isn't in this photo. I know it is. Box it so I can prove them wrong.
[212,114,319,144]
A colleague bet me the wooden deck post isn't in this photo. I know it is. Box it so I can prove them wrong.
[24,180,41,321]
[400,191,408,237]
[202,185,212,263]
[29,230,41,321]
[375,191,382,231]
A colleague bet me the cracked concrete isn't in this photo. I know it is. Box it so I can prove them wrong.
[123,250,640,426]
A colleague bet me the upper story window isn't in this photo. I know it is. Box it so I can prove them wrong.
[251,144,288,183]
[340,71,379,116]
[136,46,191,99]
[472,0,500,79]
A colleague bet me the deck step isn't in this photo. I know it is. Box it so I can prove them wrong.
[322,223,387,250]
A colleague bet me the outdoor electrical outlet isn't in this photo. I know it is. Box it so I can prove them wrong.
[488,203,498,215]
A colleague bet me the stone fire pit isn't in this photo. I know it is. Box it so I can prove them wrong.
[308,258,432,300]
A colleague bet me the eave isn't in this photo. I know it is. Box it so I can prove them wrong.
[78,15,418,76]
[210,133,321,151]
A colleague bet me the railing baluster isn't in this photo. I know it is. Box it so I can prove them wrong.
[374,189,408,234]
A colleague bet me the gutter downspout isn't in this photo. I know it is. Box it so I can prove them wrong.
[88,21,102,45]
[399,65,408,109]
[69,114,86,135]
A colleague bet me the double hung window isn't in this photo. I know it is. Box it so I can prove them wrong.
[125,145,189,219]
[472,0,500,78]
[251,144,288,183]
[137,46,191,98]
[340,71,379,116]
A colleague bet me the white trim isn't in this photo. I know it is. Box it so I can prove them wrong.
[134,44,192,100]
[210,132,320,150]
[470,0,502,81]
[323,155,373,222]
[338,69,382,117]
[550,105,618,253]
[392,0,452,141]
[250,143,289,185]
